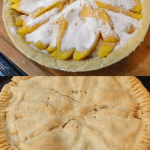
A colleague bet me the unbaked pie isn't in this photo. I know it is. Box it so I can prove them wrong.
[0,76,150,150]
[2,0,150,71]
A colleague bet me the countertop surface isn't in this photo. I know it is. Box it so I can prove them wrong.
[0,1,150,76]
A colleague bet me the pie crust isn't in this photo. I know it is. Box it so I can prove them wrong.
[2,0,150,72]
[0,76,150,150]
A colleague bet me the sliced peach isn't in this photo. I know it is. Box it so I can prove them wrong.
[12,0,21,3]
[125,25,136,34]
[71,5,100,61]
[95,1,142,20]
[101,33,119,43]
[15,16,24,27]
[31,1,60,18]
[57,49,74,60]
[18,18,49,37]
[55,1,67,11]
[51,17,74,60]
[33,41,49,50]
[18,25,34,37]
[57,17,68,51]
[79,4,95,21]
[10,3,24,14]
[125,11,142,20]
[73,34,99,61]
[73,49,92,61]
[95,9,111,25]
[132,0,142,13]
[95,9,119,43]
[50,51,59,58]
[11,1,62,16]
[70,0,76,3]
[98,42,116,58]
[47,45,57,53]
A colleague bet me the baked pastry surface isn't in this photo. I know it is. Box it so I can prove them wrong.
[2,0,150,71]
[0,76,150,150]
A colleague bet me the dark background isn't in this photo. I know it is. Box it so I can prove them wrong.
[0,77,150,92]
[137,77,150,91]
[0,77,12,90]
[0,52,27,76]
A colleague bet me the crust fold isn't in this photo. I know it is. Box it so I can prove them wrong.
[116,77,150,150]
[0,77,31,150]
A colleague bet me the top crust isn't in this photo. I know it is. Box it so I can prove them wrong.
[0,76,150,150]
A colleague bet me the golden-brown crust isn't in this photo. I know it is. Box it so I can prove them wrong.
[116,77,150,150]
[0,81,16,150]
[0,77,32,150]
[0,76,150,150]
[2,0,150,72]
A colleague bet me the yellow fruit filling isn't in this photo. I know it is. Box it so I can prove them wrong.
[98,42,116,58]
[96,9,120,43]
[79,5,95,21]
[10,0,142,61]
[125,25,136,34]
[47,45,57,53]
[95,1,142,20]
[11,0,64,15]
[31,1,66,18]
[15,16,24,27]
[34,41,49,50]
[50,17,75,60]
[12,0,21,4]
[18,19,49,37]
[133,0,142,13]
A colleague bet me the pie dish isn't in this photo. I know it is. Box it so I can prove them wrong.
[0,76,150,150]
[2,0,150,72]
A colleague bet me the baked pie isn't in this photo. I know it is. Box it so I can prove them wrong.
[2,0,150,71]
[0,76,150,150]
